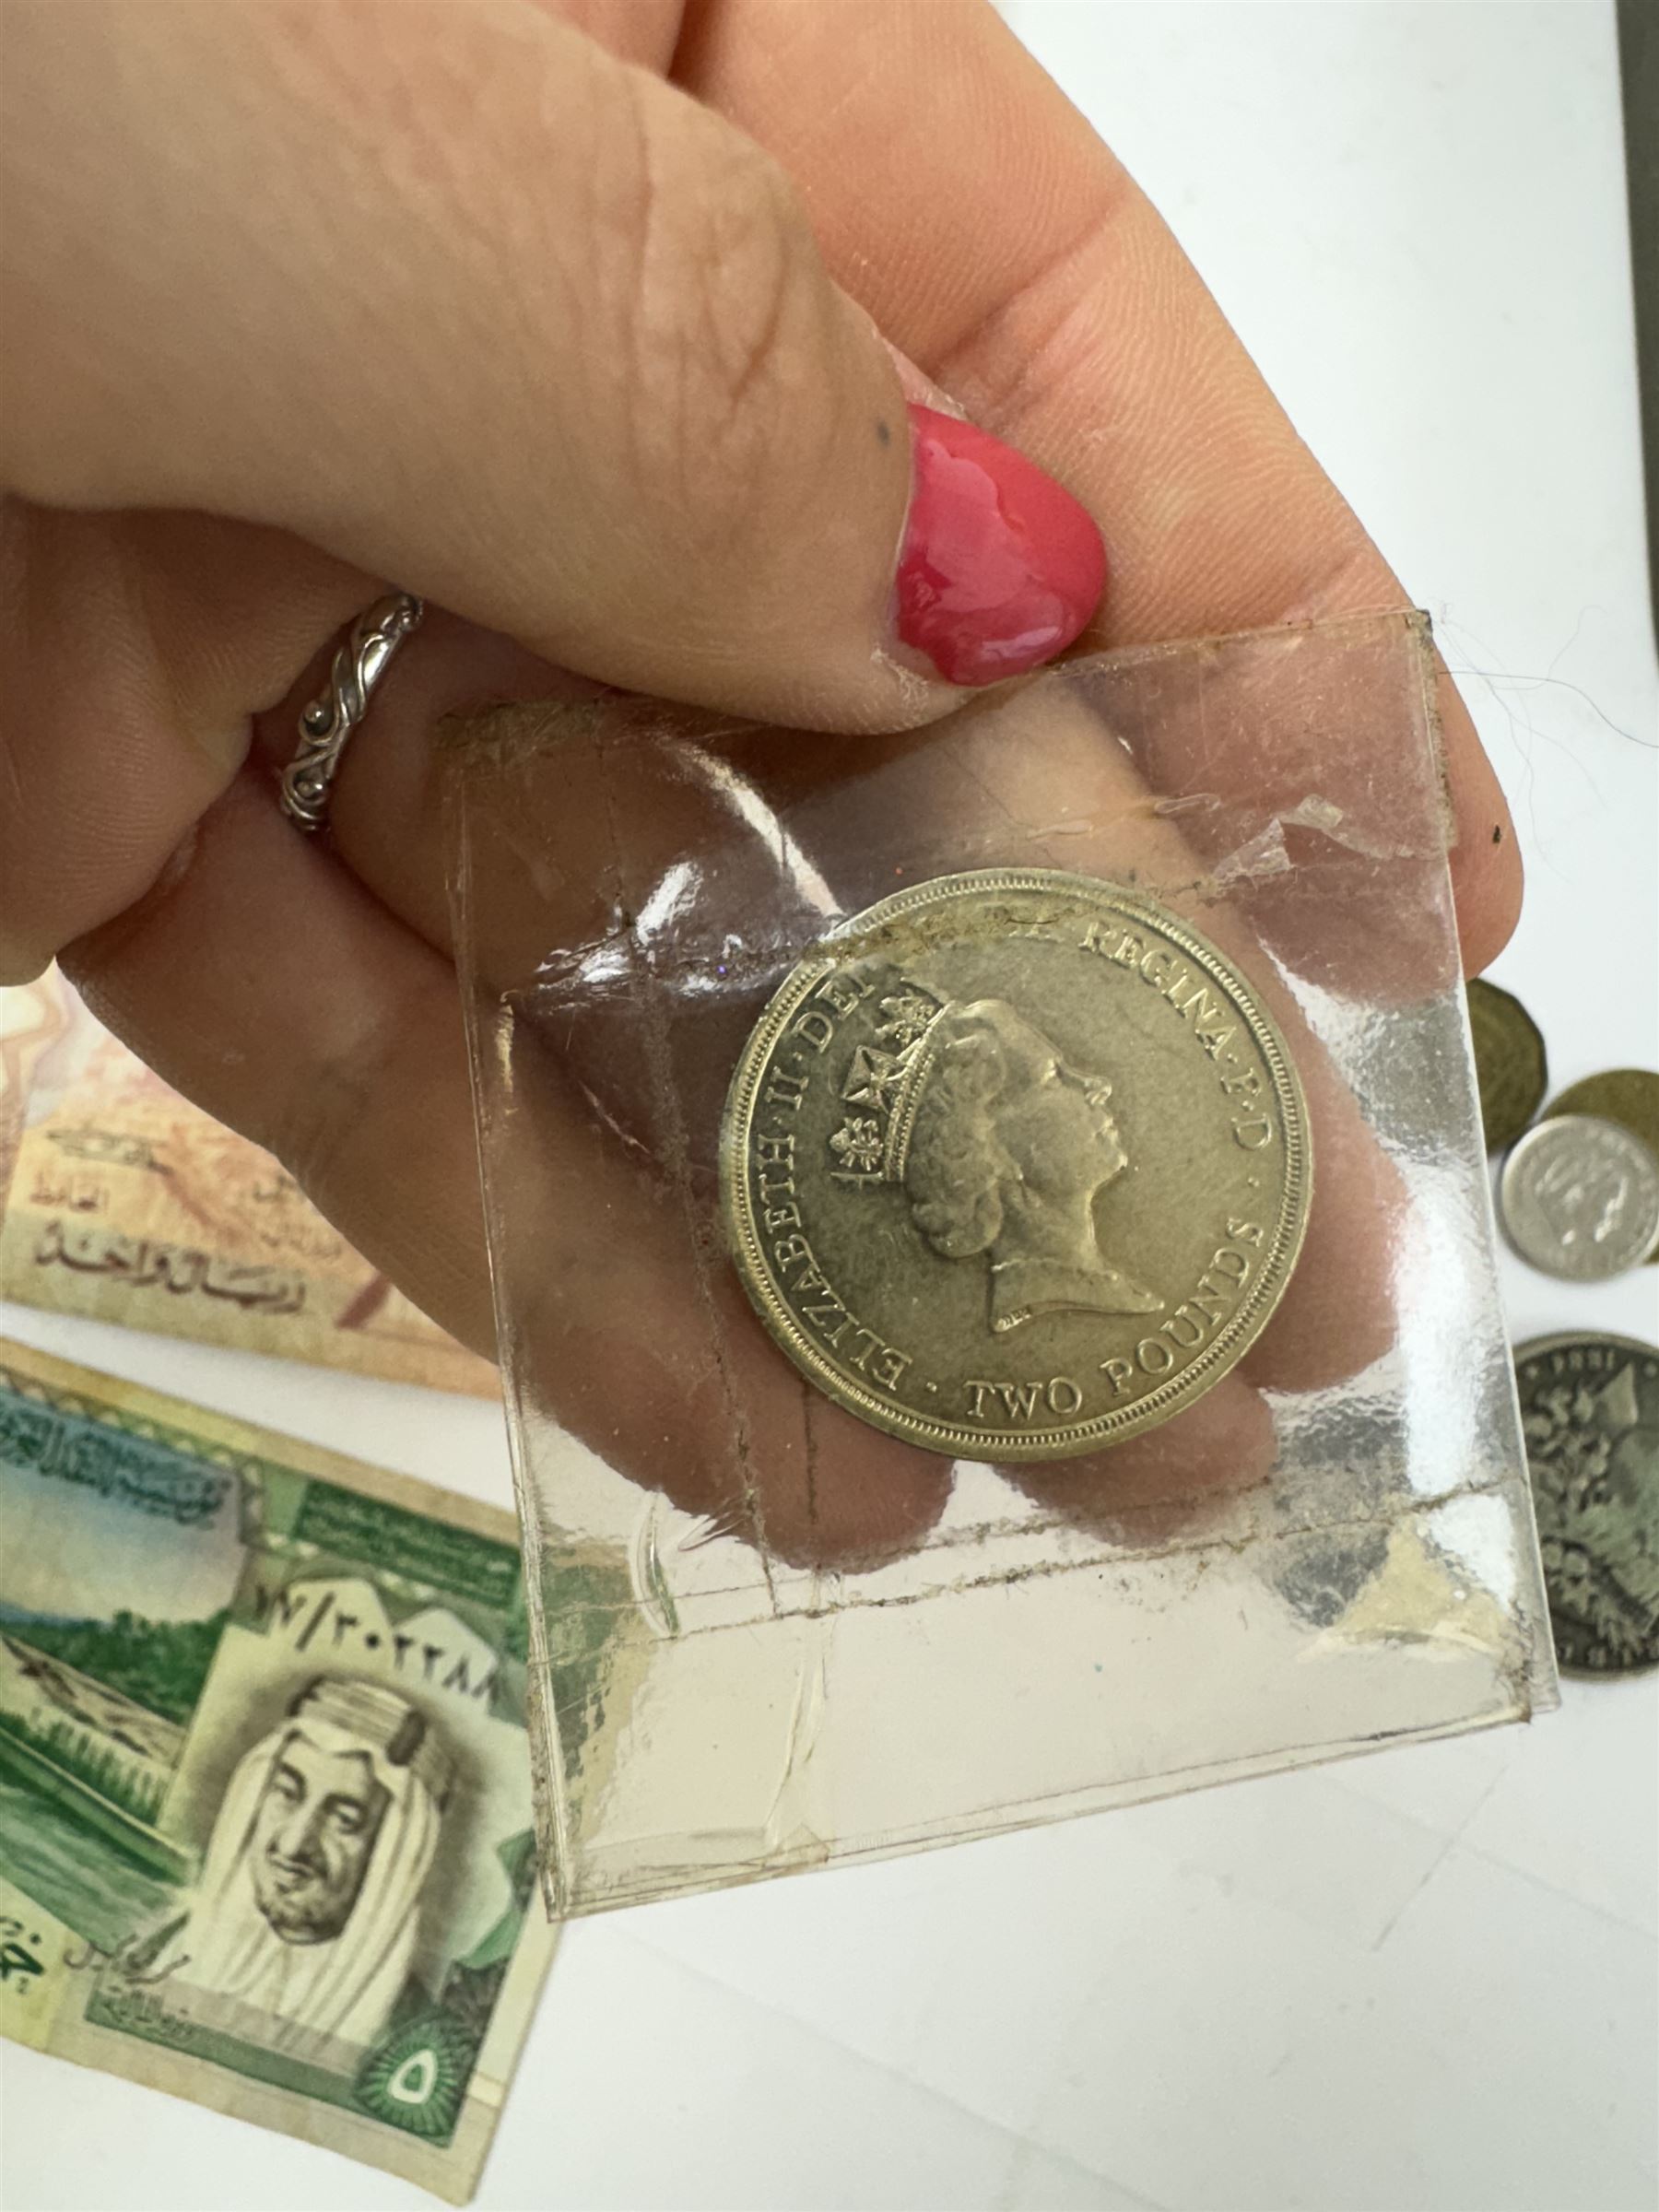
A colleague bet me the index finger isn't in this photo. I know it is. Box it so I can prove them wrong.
[675,0,1521,973]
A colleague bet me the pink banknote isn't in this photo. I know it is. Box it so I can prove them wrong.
[0,977,495,1398]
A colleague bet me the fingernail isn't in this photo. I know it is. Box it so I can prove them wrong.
[895,404,1106,687]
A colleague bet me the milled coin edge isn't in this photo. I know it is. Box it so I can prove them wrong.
[719,868,1312,1463]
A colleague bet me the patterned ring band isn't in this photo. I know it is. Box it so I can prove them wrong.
[278,592,425,832]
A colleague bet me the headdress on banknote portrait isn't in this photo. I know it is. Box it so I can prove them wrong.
[147,1676,453,2062]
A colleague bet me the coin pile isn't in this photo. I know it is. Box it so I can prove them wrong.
[1467,982,1659,1278]
[1468,980,1659,1677]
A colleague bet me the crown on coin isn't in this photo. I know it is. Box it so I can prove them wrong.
[828,986,950,1185]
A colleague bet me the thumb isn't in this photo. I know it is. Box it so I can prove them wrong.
[2,2,1104,728]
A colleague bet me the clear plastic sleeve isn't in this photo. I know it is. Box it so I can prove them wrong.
[446,609,1557,1918]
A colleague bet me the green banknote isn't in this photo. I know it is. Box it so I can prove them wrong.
[0,1337,557,2202]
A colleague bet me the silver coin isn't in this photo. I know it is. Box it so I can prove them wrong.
[1499,1114,1659,1280]
[1514,1332,1659,1676]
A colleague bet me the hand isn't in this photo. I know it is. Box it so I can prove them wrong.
[1,2,1518,1567]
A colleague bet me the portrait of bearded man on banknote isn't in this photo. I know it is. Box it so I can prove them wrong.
[129,1675,453,2065]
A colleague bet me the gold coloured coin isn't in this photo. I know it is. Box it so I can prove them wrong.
[721,869,1312,1462]
[1542,1070,1659,1263]
[1465,977,1548,1154]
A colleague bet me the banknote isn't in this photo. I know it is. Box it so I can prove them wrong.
[0,1336,559,2201]
[0,976,496,1396]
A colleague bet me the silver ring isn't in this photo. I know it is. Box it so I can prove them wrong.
[278,592,424,832]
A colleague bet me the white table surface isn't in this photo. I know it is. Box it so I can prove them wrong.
[3,4,1655,2208]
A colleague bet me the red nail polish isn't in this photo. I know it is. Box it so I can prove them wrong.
[895,405,1106,688]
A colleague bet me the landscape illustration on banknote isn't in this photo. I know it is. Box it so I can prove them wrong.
[0,1339,614,2200]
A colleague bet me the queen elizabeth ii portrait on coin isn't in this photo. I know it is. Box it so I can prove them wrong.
[830,987,1165,1335]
